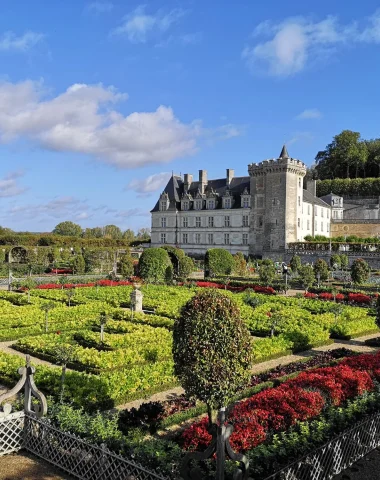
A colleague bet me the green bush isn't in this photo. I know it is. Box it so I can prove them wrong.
[233,252,247,276]
[317,177,380,197]
[71,254,85,274]
[313,259,329,282]
[204,249,234,277]
[119,253,134,278]
[351,258,370,285]
[173,290,253,412]
[138,248,171,284]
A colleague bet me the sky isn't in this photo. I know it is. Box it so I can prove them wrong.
[0,0,380,233]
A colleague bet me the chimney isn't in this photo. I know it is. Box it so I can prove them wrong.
[199,170,207,194]
[306,180,317,197]
[226,169,234,186]
[183,173,193,193]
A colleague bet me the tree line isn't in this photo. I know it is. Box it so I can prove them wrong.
[312,130,380,180]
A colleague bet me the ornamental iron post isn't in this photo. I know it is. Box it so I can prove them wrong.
[180,406,250,480]
[0,355,47,417]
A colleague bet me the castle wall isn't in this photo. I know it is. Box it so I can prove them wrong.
[331,220,380,238]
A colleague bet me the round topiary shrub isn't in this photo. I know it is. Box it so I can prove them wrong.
[173,290,253,415]
[204,248,234,277]
[138,248,171,283]
[351,258,370,285]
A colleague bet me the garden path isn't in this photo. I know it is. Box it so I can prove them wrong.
[117,332,380,411]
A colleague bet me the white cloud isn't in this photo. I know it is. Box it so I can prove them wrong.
[180,32,202,45]
[112,5,186,43]
[0,80,199,169]
[115,208,150,218]
[296,108,322,120]
[243,10,380,76]
[0,31,44,52]
[127,172,171,196]
[287,131,314,146]
[86,2,113,14]
[0,171,27,197]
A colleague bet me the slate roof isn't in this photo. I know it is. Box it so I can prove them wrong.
[279,144,290,158]
[303,189,331,207]
[151,175,250,212]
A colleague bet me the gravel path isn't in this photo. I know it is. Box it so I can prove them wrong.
[0,451,74,480]
[0,341,56,367]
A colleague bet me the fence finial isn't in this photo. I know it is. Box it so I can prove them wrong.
[0,355,47,417]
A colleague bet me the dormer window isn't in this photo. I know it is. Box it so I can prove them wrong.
[195,200,202,210]
[242,197,250,208]
[159,192,169,211]
[207,199,215,210]
[182,201,189,211]
[223,198,231,209]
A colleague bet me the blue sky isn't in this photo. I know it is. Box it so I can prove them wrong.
[0,0,380,233]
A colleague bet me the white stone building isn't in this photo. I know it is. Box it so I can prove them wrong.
[150,146,336,258]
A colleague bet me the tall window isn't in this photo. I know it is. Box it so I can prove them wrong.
[297,218,300,227]
[160,201,167,211]
[208,216,214,227]
[333,210,337,218]
[183,233,188,244]
[307,220,310,230]
[224,198,231,209]
[242,233,248,245]
[308,204,310,215]
[258,216,263,228]
[183,217,188,228]
[224,233,230,245]
[207,200,215,210]
[182,201,189,211]
[321,209,324,218]
[195,216,201,227]
[195,200,202,210]
[208,233,214,244]
[315,221,317,231]
[224,216,230,227]
[243,215,249,227]
[195,233,201,244]
[321,222,323,232]
[298,196,300,206]
[327,210,330,219]
[257,196,264,208]
[242,197,249,208]
[161,217,166,228]
[299,178,301,187]
[315,206,318,216]
[160,233,166,244]
[327,224,330,232]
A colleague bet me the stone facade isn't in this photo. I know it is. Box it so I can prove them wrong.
[151,146,333,258]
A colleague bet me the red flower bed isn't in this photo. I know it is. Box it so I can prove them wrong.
[195,282,276,295]
[336,293,345,302]
[36,279,134,290]
[304,292,317,298]
[49,268,73,274]
[319,292,334,301]
[181,352,379,453]
[348,293,372,304]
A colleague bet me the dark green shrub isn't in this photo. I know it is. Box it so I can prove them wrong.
[119,253,134,278]
[233,252,247,276]
[204,249,234,277]
[259,260,276,285]
[313,259,329,282]
[290,255,301,274]
[173,290,253,416]
[351,258,370,285]
[71,254,85,274]
[138,248,171,283]
[298,264,315,292]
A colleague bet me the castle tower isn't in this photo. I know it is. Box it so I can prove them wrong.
[248,146,307,258]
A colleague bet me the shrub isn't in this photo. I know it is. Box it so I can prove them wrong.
[298,265,315,292]
[138,248,171,284]
[290,255,301,274]
[351,258,370,285]
[330,254,341,270]
[71,254,85,274]
[178,256,195,279]
[313,259,329,282]
[119,253,134,278]
[233,252,247,276]
[204,249,234,277]
[259,260,276,285]
[173,290,253,415]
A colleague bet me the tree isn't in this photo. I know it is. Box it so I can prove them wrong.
[103,225,122,239]
[71,254,85,274]
[178,255,195,280]
[173,290,252,420]
[138,248,171,283]
[315,130,368,179]
[290,255,302,274]
[313,259,329,283]
[233,252,247,276]
[40,302,56,333]
[204,249,234,277]
[65,289,75,307]
[351,258,370,285]
[83,249,101,273]
[365,139,380,177]
[259,259,276,285]
[82,227,103,238]
[330,254,341,270]
[119,253,134,278]
[136,228,151,241]
[123,229,135,243]
[340,254,349,270]
[53,221,82,237]
[298,265,315,292]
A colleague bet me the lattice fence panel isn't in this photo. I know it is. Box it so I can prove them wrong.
[0,412,25,456]
[265,413,380,480]
[23,415,171,480]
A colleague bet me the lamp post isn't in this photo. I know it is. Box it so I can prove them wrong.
[282,264,288,295]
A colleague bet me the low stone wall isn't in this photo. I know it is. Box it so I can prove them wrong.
[283,250,380,268]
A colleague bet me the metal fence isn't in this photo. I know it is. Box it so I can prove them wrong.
[264,412,380,480]
[0,411,24,456]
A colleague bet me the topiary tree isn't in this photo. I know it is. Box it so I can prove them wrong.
[233,252,247,276]
[178,255,195,280]
[351,258,370,285]
[173,290,252,423]
[71,254,85,274]
[340,254,349,270]
[330,254,342,270]
[259,259,276,286]
[298,264,315,292]
[290,255,302,274]
[313,259,329,283]
[119,252,134,278]
[138,248,171,284]
[204,249,234,277]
